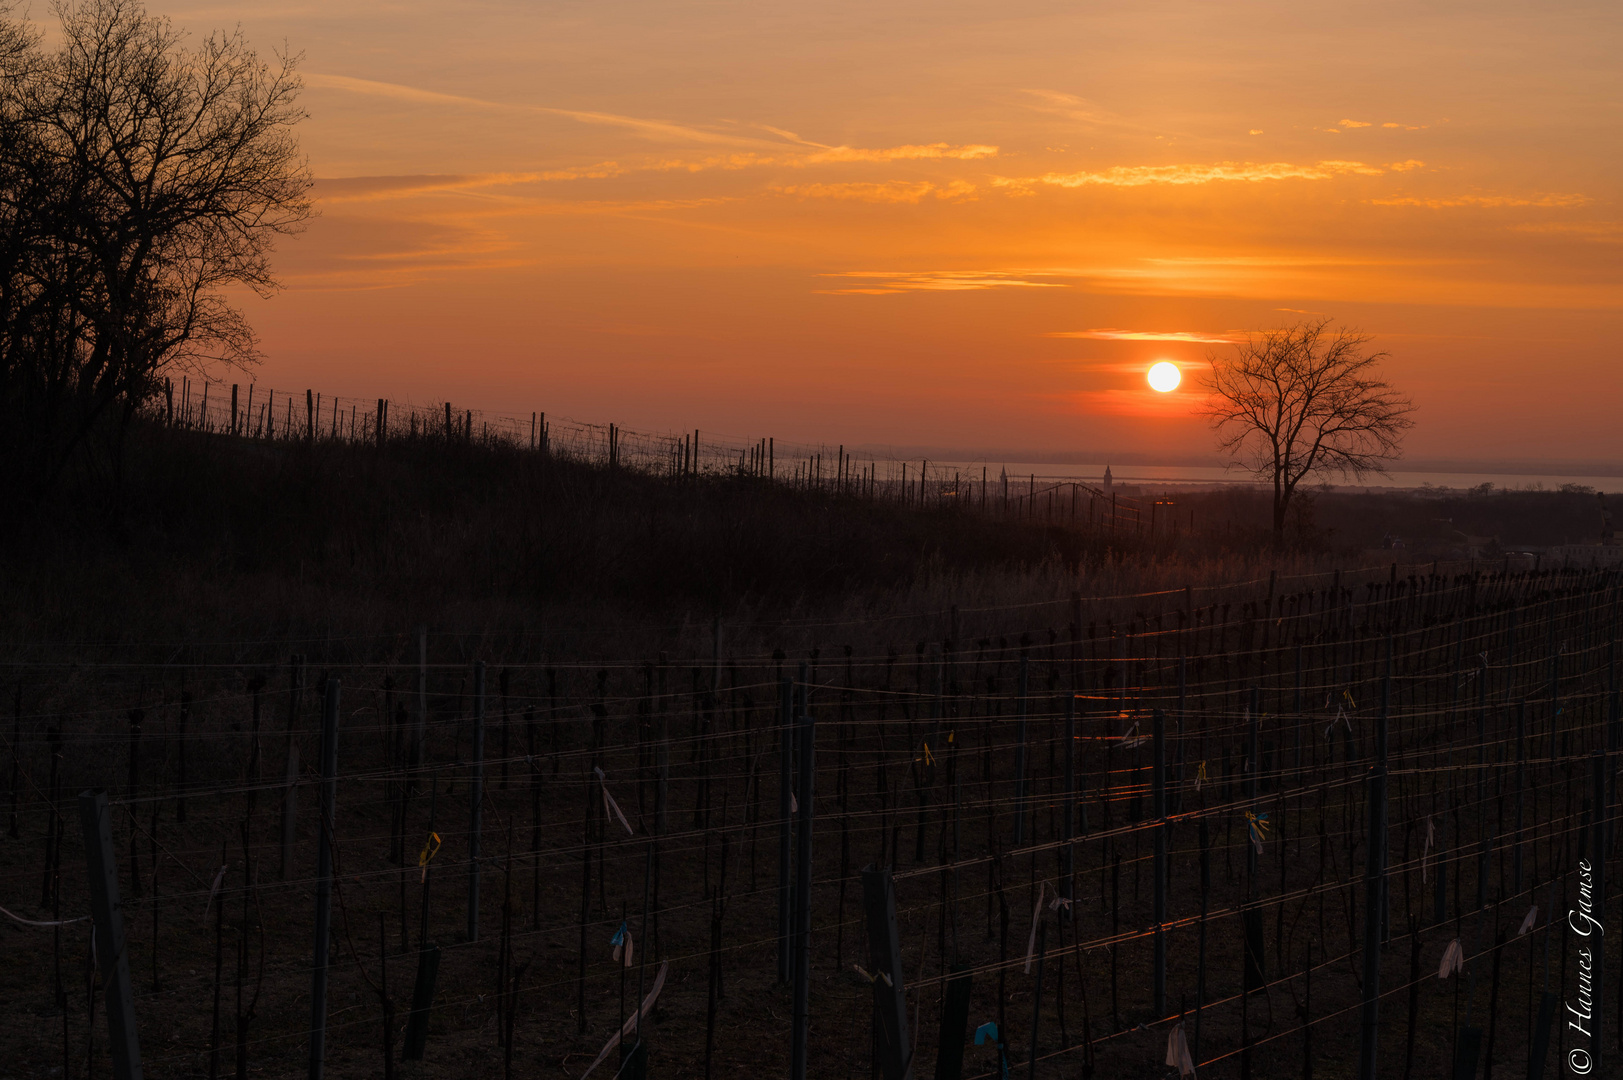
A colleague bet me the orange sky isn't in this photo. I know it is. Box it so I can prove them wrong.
[155,1,1621,465]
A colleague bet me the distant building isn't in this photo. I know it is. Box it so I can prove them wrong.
[1103,465,1113,492]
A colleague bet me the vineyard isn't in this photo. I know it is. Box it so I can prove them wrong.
[149,375,1182,536]
[4,560,1621,1079]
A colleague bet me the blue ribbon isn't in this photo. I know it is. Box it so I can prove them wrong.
[974,1022,999,1046]
[610,920,628,946]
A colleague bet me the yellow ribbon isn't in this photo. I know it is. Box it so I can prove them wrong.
[923,742,935,766]
[418,831,442,882]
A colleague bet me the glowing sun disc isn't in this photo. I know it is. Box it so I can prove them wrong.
[1147,361,1181,393]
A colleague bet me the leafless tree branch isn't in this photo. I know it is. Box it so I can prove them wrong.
[0,0,312,495]
[1198,318,1415,539]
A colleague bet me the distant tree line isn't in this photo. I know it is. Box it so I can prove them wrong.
[0,0,310,498]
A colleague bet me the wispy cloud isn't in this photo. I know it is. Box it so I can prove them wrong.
[818,270,1068,294]
[1506,220,1623,241]
[307,74,1001,171]
[774,180,976,203]
[1371,193,1590,208]
[994,159,1385,190]
[315,172,618,204]
[316,148,998,207]
[1016,89,1186,140]
[305,73,778,148]
[1048,328,1244,343]
[1339,119,1372,128]
[800,144,998,164]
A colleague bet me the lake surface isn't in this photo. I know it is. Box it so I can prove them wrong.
[923,461,1623,493]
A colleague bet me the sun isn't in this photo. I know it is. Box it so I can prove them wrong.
[1147,361,1181,393]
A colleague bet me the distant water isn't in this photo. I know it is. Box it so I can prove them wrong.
[929,461,1623,493]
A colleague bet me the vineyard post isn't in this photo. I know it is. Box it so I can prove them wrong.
[528,708,540,928]
[1192,819,1208,1062]
[577,763,594,1033]
[1027,918,1047,1077]
[176,692,190,824]
[1294,644,1304,777]
[402,776,441,1061]
[1013,653,1029,846]
[499,668,510,791]
[1061,695,1075,907]
[1514,701,1527,894]
[280,655,304,881]
[8,683,18,838]
[1176,657,1187,815]
[126,710,142,897]
[861,865,912,1080]
[402,944,440,1061]
[1475,653,1490,913]
[308,678,342,1080]
[936,967,972,1080]
[1355,658,1390,1080]
[778,675,793,985]
[414,628,427,773]
[80,789,144,1080]
[1153,706,1167,1016]
[467,661,486,943]
[789,708,816,1080]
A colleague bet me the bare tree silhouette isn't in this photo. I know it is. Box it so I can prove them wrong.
[1200,319,1415,540]
[0,0,312,495]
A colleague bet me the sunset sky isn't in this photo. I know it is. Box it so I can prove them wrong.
[150,1,1621,466]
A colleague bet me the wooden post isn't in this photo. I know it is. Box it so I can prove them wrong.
[308,678,341,1080]
[468,662,486,943]
[499,668,510,791]
[176,692,190,824]
[1062,695,1075,905]
[935,967,972,1080]
[79,789,144,1080]
[414,629,427,773]
[126,710,142,897]
[790,710,816,1080]
[401,946,440,1061]
[1153,706,1167,1016]
[861,865,912,1080]
[1013,654,1029,846]
[1355,666,1389,1080]
[778,676,793,984]
[1027,919,1047,1078]
[280,656,304,881]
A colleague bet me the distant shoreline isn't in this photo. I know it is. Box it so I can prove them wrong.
[914,460,1623,494]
